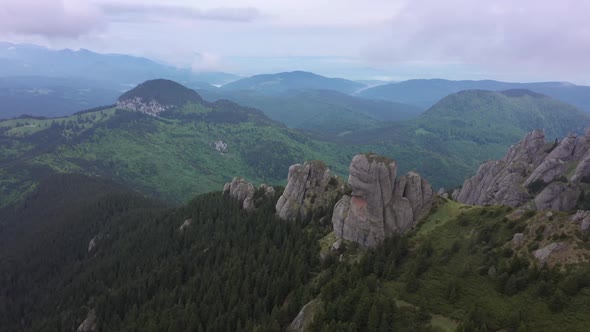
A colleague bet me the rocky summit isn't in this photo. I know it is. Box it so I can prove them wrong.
[456,129,590,211]
[275,160,344,221]
[332,154,433,247]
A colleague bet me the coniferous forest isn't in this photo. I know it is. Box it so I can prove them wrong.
[2,173,590,331]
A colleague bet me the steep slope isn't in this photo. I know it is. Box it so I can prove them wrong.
[221,71,366,95]
[199,88,422,135]
[359,78,590,112]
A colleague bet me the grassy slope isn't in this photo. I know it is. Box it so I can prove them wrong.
[398,199,590,331]
[315,197,590,331]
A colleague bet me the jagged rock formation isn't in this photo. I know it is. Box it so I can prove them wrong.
[276,161,344,221]
[77,309,96,332]
[456,129,590,211]
[223,177,275,211]
[332,154,433,248]
[534,182,580,211]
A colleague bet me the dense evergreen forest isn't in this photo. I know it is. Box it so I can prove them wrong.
[2,173,590,331]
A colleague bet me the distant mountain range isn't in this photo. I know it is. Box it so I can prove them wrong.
[0,76,120,119]
[220,71,366,94]
[0,42,239,87]
[359,78,590,112]
[1,79,588,210]
[198,88,422,135]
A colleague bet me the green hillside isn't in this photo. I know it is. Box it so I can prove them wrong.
[358,79,590,112]
[2,82,589,210]
[221,71,366,95]
[2,173,589,331]
[415,89,589,143]
[198,88,422,135]
[0,104,351,207]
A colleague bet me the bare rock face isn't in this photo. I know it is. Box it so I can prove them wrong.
[456,129,590,211]
[456,130,547,207]
[276,161,343,221]
[572,149,590,183]
[571,210,590,232]
[179,219,192,231]
[533,242,566,262]
[116,97,172,116]
[288,299,320,332]
[332,154,433,248]
[88,236,97,252]
[512,233,525,247]
[77,309,96,332]
[223,177,275,211]
[534,181,580,211]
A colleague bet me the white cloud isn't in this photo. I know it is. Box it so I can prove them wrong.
[0,0,104,38]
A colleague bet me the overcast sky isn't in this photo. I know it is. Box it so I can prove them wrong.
[0,0,589,83]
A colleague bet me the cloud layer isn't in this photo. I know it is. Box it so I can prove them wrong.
[100,3,261,23]
[0,0,588,83]
[0,0,104,38]
[364,0,590,78]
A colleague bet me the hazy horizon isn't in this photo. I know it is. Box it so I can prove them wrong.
[1,0,589,84]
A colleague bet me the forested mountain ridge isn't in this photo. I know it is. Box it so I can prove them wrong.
[0,89,352,208]
[2,80,589,211]
[220,71,366,95]
[359,78,590,112]
[197,88,422,135]
[2,151,590,331]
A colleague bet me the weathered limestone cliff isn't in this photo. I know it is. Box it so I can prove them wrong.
[332,154,433,248]
[276,161,344,221]
[456,129,590,211]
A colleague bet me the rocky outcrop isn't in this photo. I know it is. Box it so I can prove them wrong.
[456,130,546,207]
[276,161,344,221]
[533,242,566,262]
[116,97,173,116]
[332,154,433,248]
[571,210,590,232]
[456,129,590,211]
[534,181,580,211]
[223,177,275,211]
[437,188,449,199]
[77,309,96,332]
[288,299,321,332]
[88,236,97,252]
[179,219,192,231]
[512,233,524,247]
